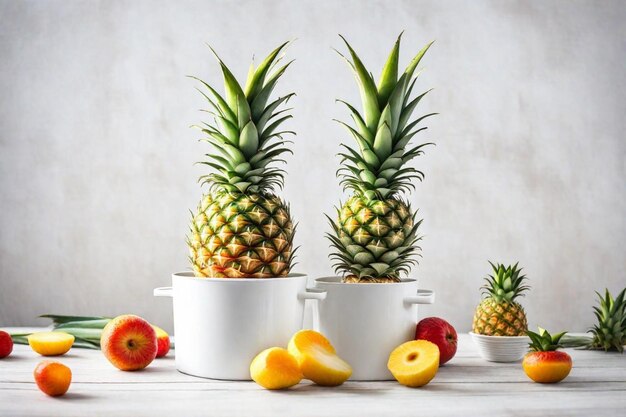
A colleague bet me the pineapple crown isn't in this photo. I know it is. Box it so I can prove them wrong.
[481,261,530,303]
[527,327,567,352]
[590,288,626,352]
[334,33,436,201]
[191,42,295,195]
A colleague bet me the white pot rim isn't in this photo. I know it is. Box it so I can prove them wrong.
[172,271,307,282]
[469,331,529,340]
[315,276,417,285]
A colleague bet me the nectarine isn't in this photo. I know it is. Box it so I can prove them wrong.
[34,360,72,396]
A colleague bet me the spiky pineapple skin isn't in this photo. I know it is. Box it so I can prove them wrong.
[472,298,528,336]
[337,196,414,283]
[188,192,294,278]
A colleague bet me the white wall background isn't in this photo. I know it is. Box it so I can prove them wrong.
[1,0,624,333]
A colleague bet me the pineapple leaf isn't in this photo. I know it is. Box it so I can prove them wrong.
[337,99,373,144]
[403,40,434,85]
[372,122,393,160]
[338,35,381,132]
[244,41,290,100]
[188,76,237,124]
[377,32,401,108]
[251,60,294,120]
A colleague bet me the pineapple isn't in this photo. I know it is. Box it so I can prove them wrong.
[472,262,529,336]
[187,42,296,278]
[327,34,436,283]
[588,288,626,352]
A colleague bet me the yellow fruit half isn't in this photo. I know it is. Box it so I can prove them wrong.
[28,332,75,356]
[250,347,302,390]
[288,329,352,386]
[387,340,440,387]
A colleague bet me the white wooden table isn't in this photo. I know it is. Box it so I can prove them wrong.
[1,333,624,416]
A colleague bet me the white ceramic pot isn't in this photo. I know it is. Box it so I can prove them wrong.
[313,277,435,381]
[470,332,529,362]
[153,272,323,380]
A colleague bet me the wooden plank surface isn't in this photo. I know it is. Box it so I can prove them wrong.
[1,333,624,417]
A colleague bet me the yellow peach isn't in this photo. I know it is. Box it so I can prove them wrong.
[288,329,352,386]
[250,347,302,390]
[27,332,75,356]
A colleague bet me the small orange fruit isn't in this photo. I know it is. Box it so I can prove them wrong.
[523,351,572,383]
[151,325,171,358]
[523,327,572,383]
[288,330,352,386]
[28,332,75,356]
[387,340,440,387]
[250,347,303,390]
[34,360,72,396]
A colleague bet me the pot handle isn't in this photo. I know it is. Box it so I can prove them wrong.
[404,289,435,305]
[153,287,173,297]
[298,288,327,332]
[298,288,327,301]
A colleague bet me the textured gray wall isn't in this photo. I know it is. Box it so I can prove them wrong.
[1,0,625,333]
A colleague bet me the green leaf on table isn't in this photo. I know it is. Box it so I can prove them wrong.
[55,319,110,330]
[40,314,109,325]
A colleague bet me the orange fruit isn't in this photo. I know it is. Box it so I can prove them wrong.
[523,351,572,383]
[34,360,72,396]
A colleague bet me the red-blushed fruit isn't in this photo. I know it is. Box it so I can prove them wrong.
[522,351,572,383]
[101,315,157,371]
[151,325,171,358]
[0,331,13,358]
[415,317,457,365]
[34,360,72,396]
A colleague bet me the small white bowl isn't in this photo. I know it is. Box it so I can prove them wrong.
[470,332,529,362]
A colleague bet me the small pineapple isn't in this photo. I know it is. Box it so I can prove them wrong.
[589,288,626,352]
[187,42,296,278]
[472,262,530,336]
[327,34,435,283]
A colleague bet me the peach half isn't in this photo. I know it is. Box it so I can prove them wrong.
[288,330,352,386]
[250,347,302,390]
[28,332,75,356]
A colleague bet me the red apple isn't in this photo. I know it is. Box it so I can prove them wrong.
[0,331,13,358]
[101,315,157,371]
[415,317,457,365]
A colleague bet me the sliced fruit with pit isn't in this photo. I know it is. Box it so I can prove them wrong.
[288,329,352,386]
[387,340,440,387]
[27,332,75,356]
